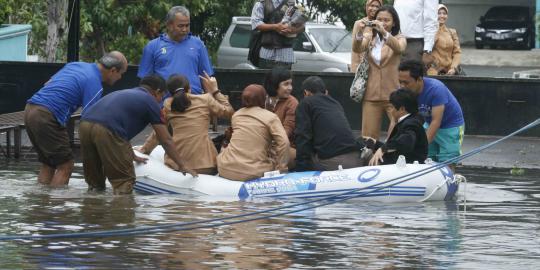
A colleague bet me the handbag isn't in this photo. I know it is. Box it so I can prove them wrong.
[248,30,263,67]
[350,53,369,103]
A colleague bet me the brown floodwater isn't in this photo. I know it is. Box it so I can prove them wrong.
[0,161,538,269]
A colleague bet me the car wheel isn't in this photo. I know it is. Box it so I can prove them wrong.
[475,42,484,49]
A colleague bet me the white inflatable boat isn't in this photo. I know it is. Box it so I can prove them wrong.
[134,146,460,202]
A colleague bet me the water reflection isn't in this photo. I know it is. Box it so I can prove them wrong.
[0,164,538,269]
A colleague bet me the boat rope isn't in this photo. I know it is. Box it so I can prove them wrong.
[0,118,538,241]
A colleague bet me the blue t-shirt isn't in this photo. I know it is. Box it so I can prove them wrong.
[82,87,163,141]
[418,77,464,129]
[28,62,103,126]
[137,33,214,95]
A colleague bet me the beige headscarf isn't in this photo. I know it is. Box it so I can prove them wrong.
[365,0,384,18]
[438,4,448,14]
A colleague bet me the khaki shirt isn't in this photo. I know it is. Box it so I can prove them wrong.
[353,31,407,101]
[141,93,234,171]
[430,25,461,73]
[217,106,289,181]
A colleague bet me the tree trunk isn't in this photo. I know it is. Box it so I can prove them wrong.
[45,0,68,62]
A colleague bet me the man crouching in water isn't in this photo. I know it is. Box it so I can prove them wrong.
[295,76,371,171]
[79,75,198,195]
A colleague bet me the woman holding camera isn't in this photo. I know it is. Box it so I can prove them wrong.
[352,5,406,141]
[351,0,383,72]
[427,4,462,76]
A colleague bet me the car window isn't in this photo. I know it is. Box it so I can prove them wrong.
[308,28,352,53]
[292,33,312,52]
[230,24,251,48]
[485,7,528,22]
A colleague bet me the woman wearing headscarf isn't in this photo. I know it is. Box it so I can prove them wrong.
[217,84,289,181]
[139,72,234,175]
[351,0,383,72]
[352,5,406,141]
[427,4,462,76]
[263,67,298,169]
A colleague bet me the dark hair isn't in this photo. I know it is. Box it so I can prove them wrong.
[374,5,401,36]
[390,89,418,114]
[301,76,326,94]
[140,74,166,94]
[241,84,266,108]
[167,74,191,112]
[398,60,425,80]
[263,67,292,97]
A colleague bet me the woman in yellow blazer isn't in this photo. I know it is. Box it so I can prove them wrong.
[352,5,406,140]
[428,4,462,76]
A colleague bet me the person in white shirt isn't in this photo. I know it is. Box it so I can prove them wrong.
[394,0,438,66]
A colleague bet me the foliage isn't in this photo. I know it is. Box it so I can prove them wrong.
[5,0,50,59]
[5,0,377,63]
[305,0,394,30]
[0,0,11,25]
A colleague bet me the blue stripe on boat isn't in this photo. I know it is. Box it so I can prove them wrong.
[135,181,180,195]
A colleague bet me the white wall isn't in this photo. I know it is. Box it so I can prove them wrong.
[442,0,533,46]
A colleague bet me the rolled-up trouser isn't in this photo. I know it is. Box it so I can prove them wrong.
[24,103,73,167]
[79,121,135,195]
[361,100,394,140]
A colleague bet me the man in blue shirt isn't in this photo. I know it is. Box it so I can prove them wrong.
[24,51,128,188]
[79,75,198,195]
[138,6,214,95]
[398,60,465,167]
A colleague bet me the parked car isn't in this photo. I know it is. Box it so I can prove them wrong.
[217,16,352,72]
[474,6,535,50]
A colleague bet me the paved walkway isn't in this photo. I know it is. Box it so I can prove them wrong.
[461,47,540,67]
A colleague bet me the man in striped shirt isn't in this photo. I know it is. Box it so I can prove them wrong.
[251,0,304,69]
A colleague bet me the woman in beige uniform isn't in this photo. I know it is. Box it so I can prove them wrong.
[351,0,383,72]
[217,84,289,181]
[352,5,406,141]
[139,73,234,175]
[427,4,462,76]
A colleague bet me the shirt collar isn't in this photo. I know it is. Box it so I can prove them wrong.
[161,33,192,43]
[398,113,411,123]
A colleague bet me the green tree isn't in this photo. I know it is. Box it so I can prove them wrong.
[7,0,372,63]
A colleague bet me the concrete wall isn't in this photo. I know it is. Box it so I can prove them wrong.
[2,62,540,137]
[442,0,533,46]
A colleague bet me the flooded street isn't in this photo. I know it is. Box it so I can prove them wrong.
[0,162,539,269]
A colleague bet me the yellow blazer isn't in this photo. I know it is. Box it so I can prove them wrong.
[353,30,407,101]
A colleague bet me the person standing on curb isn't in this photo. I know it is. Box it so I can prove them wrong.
[138,6,214,95]
[394,0,438,67]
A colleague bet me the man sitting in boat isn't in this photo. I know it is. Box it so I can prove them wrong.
[79,75,198,195]
[263,67,299,170]
[138,72,234,175]
[368,89,428,165]
[217,84,290,181]
[295,76,371,171]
